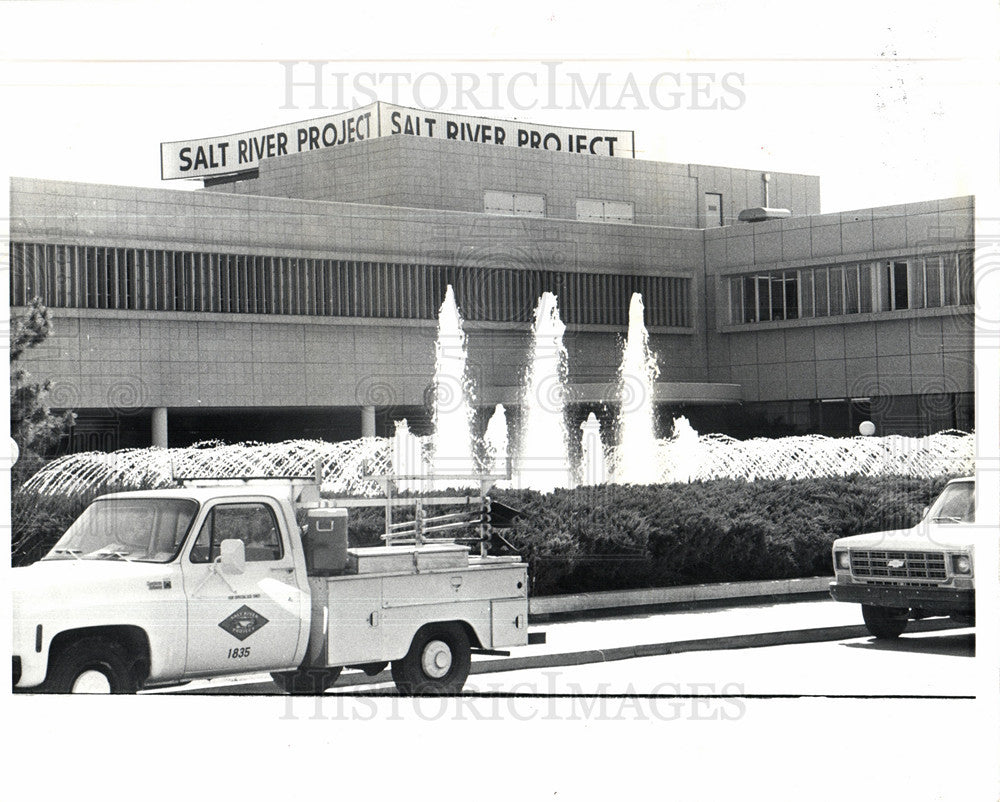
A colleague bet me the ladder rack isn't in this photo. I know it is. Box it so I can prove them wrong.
[324,473,506,557]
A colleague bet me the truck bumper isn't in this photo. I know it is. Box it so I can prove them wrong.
[829,582,974,615]
[11,648,47,689]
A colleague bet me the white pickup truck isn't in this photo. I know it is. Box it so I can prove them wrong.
[12,481,538,694]
[829,476,976,638]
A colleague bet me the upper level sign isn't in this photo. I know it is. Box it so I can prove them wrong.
[160,102,635,180]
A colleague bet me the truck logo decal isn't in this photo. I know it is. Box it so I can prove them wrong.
[147,580,172,590]
[219,605,269,641]
[886,558,906,569]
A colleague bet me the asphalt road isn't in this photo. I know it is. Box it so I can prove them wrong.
[149,598,975,698]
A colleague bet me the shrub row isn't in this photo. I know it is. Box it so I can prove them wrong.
[12,476,951,596]
[495,476,952,595]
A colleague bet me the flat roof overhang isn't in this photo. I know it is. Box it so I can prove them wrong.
[481,382,742,406]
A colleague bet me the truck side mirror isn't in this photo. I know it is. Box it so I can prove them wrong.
[219,539,246,575]
[921,506,930,519]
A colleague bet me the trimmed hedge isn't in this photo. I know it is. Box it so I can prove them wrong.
[12,476,952,597]
[495,476,952,595]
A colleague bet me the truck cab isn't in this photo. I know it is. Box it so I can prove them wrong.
[829,477,976,638]
[13,485,312,692]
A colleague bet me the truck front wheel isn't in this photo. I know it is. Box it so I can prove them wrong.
[270,666,343,695]
[46,637,138,694]
[391,623,471,695]
[861,604,909,639]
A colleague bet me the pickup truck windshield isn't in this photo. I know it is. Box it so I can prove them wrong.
[928,482,975,524]
[43,498,199,563]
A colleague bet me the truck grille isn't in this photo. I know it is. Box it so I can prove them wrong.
[850,550,947,582]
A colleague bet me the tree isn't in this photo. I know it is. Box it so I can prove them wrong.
[10,297,75,485]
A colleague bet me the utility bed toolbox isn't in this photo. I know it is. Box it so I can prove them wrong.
[347,543,470,574]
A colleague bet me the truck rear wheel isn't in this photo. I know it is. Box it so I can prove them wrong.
[46,637,138,694]
[270,666,343,695]
[861,604,909,639]
[391,623,471,695]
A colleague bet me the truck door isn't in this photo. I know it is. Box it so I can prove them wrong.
[180,499,305,677]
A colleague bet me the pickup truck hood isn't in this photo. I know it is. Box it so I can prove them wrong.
[834,522,977,552]
[12,559,178,606]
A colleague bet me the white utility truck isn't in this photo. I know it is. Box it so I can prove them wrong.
[829,476,976,638]
[12,477,540,694]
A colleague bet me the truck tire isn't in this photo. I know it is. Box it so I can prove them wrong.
[270,666,343,695]
[391,623,471,695]
[46,637,138,694]
[861,604,909,639]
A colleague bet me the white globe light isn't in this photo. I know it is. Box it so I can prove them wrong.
[858,421,876,437]
[9,437,19,466]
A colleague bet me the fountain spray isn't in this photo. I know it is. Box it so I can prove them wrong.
[430,285,479,486]
[516,292,573,492]
[614,293,661,484]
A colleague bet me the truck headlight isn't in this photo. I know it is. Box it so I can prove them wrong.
[835,551,851,570]
[951,554,972,575]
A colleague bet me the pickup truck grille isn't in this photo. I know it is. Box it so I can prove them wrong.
[850,550,947,582]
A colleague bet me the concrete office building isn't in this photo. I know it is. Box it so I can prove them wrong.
[8,104,974,453]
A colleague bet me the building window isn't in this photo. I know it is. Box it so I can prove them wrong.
[9,241,692,329]
[881,260,910,311]
[728,249,973,325]
[958,252,974,305]
[575,199,634,224]
[732,270,800,323]
[484,191,545,218]
[704,193,723,227]
[859,263,873,313]
[828,265,844,316]
[844,264,860,315]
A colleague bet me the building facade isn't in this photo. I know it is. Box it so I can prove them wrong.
[8,114,974,452]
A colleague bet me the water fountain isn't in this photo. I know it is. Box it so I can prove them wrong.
[391,419,425,492]
[429,285,478,485]
[23,429,974,496]
[663,415,701,483]
[514,292,573,492]
[20,288,976,497]
[483,404,510,478]
[579,412,607,486]
[613,292,661,484]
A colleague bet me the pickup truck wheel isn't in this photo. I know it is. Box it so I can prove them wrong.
[47,637,138,694]
[270,666,343,695]
[391,623,471,696]
[861,604,909,639]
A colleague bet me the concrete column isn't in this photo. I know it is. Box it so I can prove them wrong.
[361,405,376,438]
[152,407,168,449]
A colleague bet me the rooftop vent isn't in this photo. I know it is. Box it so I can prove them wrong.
[738,207,792,223]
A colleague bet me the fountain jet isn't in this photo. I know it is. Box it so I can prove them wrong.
[516,292,573,492]
[579,412,607,486]
[484,404,510,479]
[392,419,426,493]
[614,293,661,484]
[430,285,478,487]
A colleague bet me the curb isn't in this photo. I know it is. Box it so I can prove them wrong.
[162,616,968,695]
[332,617,967,687]
[529,576,833,617]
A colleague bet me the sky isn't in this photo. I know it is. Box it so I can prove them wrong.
[0,0,997,222]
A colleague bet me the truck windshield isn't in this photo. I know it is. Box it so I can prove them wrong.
[928,482,975,524]
[43,498,199,563]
